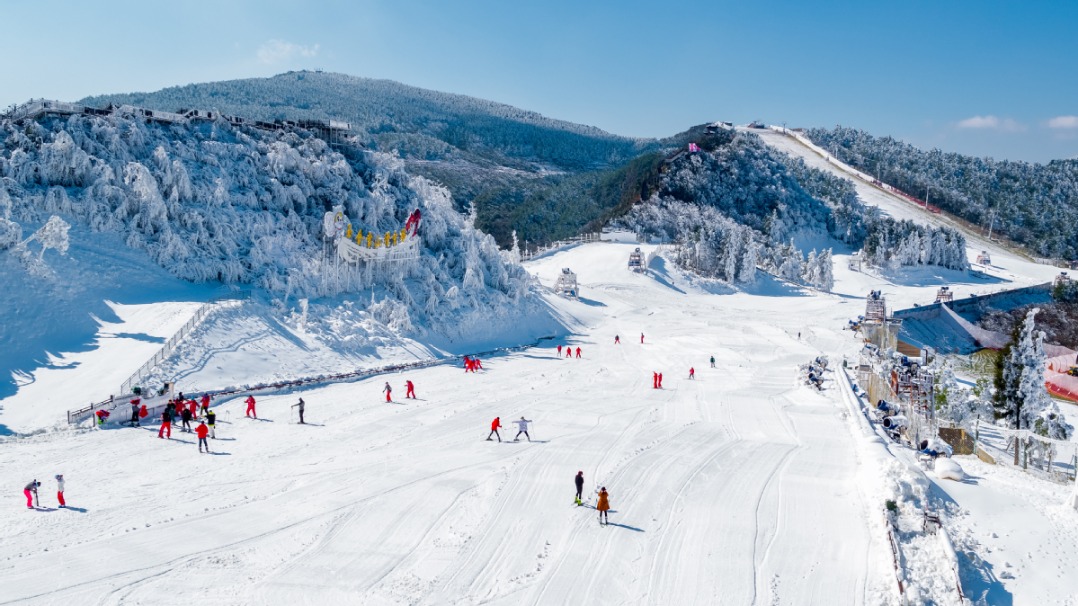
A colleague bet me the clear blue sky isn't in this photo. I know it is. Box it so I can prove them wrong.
[2,0,1076,162]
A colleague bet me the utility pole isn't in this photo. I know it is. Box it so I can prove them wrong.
[987,210,996,241]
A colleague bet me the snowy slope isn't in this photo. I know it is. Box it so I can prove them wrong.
[2,237,1076,605]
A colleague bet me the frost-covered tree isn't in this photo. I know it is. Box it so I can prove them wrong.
[25,215,71,259]
[994,309,1070,438]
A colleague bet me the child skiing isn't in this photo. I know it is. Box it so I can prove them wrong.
[292,398,306,424]
[487,417,502,442]
[514,417,532,442]
[159,406,173,439]
[206,409,216,438]
[405,380,416,399]
[196,421,210,453]
[384,382,393,402]
[245,395,257,418]
[597,487,611,525]
[55,474,65,508]
[24,479,40,509]
[574,471,584,505]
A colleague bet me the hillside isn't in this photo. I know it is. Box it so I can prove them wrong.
[805,126,1078,261]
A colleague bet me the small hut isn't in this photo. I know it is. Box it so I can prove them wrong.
[554,268,579,299]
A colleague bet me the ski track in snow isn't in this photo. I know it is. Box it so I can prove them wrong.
[2,233,1074,604]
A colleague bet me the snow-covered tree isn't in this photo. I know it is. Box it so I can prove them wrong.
[26,215,71,259]
[994,309,1070,438]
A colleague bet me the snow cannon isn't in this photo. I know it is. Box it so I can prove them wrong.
[882,415,908,430]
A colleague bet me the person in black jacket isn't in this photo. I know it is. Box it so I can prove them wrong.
[206,409,217,438]
[574,471,585,506]
[159,406,173,439]
[181,406,193,433]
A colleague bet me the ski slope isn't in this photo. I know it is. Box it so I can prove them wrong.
[3,237,1076,605]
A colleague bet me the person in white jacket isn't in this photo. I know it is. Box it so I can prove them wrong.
[56,474,66,508]
[513,417,532,442]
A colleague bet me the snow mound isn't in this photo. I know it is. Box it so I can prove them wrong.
[933,458,966,482]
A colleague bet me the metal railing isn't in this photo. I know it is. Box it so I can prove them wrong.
[118,293,249,396]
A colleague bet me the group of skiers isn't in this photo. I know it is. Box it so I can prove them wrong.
[486,416,532,442]
[382,380,417,402]
[574,471,611,524]
[23,475,65,510]
[156,395,219,453]
[556,345,583,358]
[463,356,484,372]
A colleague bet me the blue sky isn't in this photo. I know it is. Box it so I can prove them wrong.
[2,0,1075,162]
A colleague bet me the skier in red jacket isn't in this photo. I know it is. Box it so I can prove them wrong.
[188,399,198,420]
[565,347,572,358]
[557,345,562,356]
[653,372,658,389]
[200,394,211,415]
[406,380,416,399]
[658,373,664,388]
[487,417,502,442]
[245,395,257,418]
[575,347,581,358]
[196,421,210,453]
[641,333,645,344]
[689,367,695,380]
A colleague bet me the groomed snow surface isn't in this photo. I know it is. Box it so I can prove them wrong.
[3,188,1077,602]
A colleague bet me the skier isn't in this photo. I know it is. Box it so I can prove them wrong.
[188,399,198,420]
[710,355,716,368]
[557,345,562,356]
[130,399,141,427]
[200,393,211,416]
[24,479,41,509]
[689,367,695,380]
[55,474,65,508]
[597,487,611,525]
[565,347,572,358]
[206,409,217,438]
[139,403,149,422]
[463,356,473,372]
[487,417,502,442]
[196,420,210,453]
[652,372,658,389]
[658,373,663,388]
[292,398,306,424]
[384,382,393,403]
[159,406,173,439]
[514,417,532,442]
[475,358,483,370]
[405,380,416,399]
[575,347,581,359]
[641,333,645,344]
[181,406,194,433]
[245,395,257,418]
[614,335,620,344]
[574,471,585,505]
[95,409,110,427]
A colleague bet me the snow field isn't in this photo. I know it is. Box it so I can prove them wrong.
[3,241,894,605]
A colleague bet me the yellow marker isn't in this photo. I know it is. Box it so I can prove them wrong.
[366,233,373,248]
[346,225,353,239]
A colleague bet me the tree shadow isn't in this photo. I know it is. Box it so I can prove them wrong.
[100,332,166,344]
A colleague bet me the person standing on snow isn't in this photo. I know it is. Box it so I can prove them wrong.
[597,487,611,525]
[200,394,211,416]
[614,335,620,344]
[24,479,41,509]
[206,409,217,438]
[513,417,532,442]
[487,417,502,442]
[689,367,695,380]
[384,382,393,403]
[652,372,658,389]
[575,347,581,359]
[658,373,664,388]
[405,380,416,399]
[640,333,645,344]
[55,474,66,508]
[710,355,716,368]
[196,421,210,453]
[292,398,306,424]
[565,347,572,359]
[557,345,563,356]
[129,399,140,427]
[574,471,585,505]
[245,395,257,418]
[181,406,193,433]
[159,406,173,439]
[188,399,198,421]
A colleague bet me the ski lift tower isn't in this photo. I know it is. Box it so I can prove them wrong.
[554,268,579,299]
[976,250,991,266]
[864,290,887,323]
[628,247,645,273]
